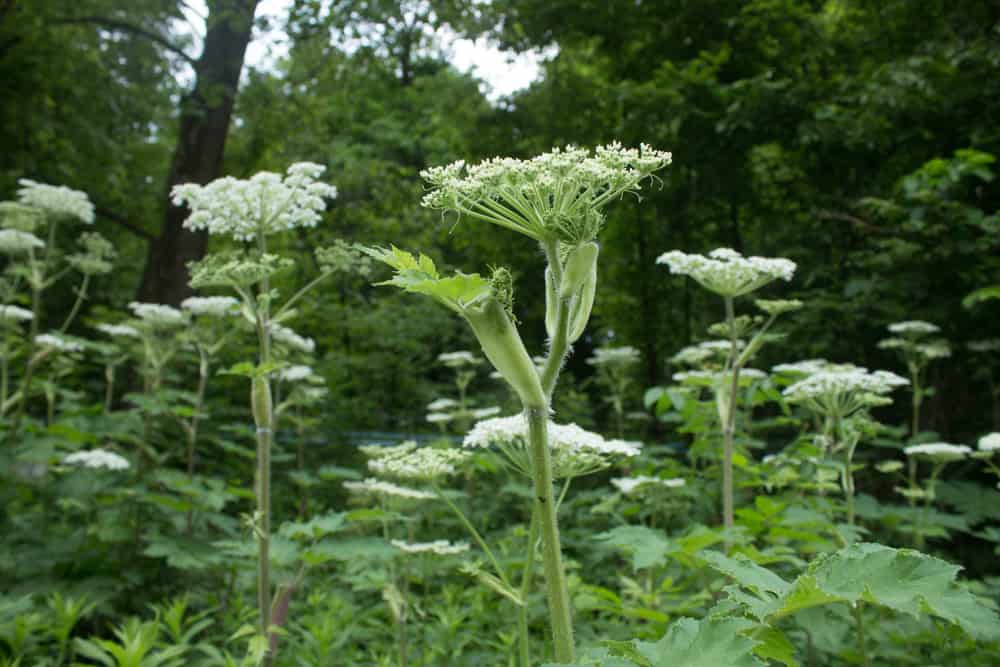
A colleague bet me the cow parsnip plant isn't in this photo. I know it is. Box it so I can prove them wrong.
[364,143,672,663]
[173,162,344,664]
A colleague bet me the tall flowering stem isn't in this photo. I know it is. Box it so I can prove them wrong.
[173,162,338,664]
[658,248,797,532]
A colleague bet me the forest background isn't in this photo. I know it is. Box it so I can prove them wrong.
[2,0,999,441]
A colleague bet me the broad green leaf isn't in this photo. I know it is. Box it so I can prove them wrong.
[700,551,792,596]
[751,627,798,667]
[963,285,1000,308]
[631,617,763,667]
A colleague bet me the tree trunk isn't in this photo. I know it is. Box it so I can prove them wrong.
[139,0,258,305]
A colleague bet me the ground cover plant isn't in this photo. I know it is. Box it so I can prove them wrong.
[2,1,1000,666]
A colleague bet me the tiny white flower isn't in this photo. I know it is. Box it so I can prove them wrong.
[611,475,686,495]
[181,296,239,317]
[657,247,796,297]
[277,365,314,382]
[888,320,940,335]
[64,448,130,470]
[16,179,95,223]
[427,398,458,411]
[172,163,337,241]
[35,333,84,353]
[587,346,641,367]
[470,406,502,419]
[95,323,141,339]
[343,477,435,500]
[128,302,187,327]
[903,442,971,460]
[0,229,45,254]
[0,304,34,324]
[390,539,469,555]
[437,351,480,366]
[977,433,1000,452]
[271,323,315,353]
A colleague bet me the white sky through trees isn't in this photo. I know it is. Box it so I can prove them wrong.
[180,0,549,100]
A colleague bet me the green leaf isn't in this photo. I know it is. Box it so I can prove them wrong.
[807,542,1000,639]
[595,526,672,570]
[362,245,490,311]
[631,617,763,666]
[700,551,791,596]
[751,627,798,667]
[963,285,1000,308]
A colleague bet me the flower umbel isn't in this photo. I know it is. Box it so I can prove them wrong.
[421,144,672,243]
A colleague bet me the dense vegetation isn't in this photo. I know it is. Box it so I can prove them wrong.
[1,1,999,665]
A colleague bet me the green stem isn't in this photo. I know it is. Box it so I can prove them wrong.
[254,234,275,666]
[435,486,510,587]
[58,273,90,333]
[854,602,869,667]
[720,296,740,533]
[519,507,539,667]
[526,405,575,663]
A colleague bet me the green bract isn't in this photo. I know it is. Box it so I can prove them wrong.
[187,252,294,289]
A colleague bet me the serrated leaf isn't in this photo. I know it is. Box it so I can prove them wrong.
[701,551,791,596]
[752,627,797,667]
[807,542,1000,639]
[632,617,763,667]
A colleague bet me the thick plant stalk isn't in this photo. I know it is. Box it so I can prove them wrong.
[518,507,539,667]
[720,296,740,532]
[252,321,274,662]
[526,405,575,663]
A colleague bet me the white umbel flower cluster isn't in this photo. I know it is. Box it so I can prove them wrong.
[421,143,672,243]
[888,320,940,335]
[978,433,1000,452]
[464,414,640,478]
[277,365,314,382]
[903,443,972,461]
[0,229,45,253]
[343,477,435,500]
[782,368,908,416]
[657,247,796,298]
[672,368,767,386]
[611,475,686,495]
[64,448,130,470]
[95,323,141,339]
[128,302,187,328]
[771,359,837,376]
[172,163,337,241]
[968,340,1000,353]
[367,446,470,481]
[587,346,641,367]
[181,296,239,318]
[426,412,453,424]
[35,333,84,353]
[17,179,95,223]
[437,351,480,366]
[0,305,34,324]
[391,539,469,555]
[271,323,315,353]
[427,398,458,411]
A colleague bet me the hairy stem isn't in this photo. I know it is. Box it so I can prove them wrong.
[519,507,539,667]
[720,296,740,532]
[526,405,575,663]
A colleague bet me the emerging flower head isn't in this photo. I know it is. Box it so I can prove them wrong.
[64,448,130,470]
[172,162,337,241]
[437,350,481,367]
[421,143,672,243]
[888,320,940,335]
[276,364,314,382]
[16,179,95,224]
[0,202,45,232]
[657,247,796,298]
[67,232,116,275]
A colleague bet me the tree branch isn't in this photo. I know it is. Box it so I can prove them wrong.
[51,16,197,66]
[96,206,155,241]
